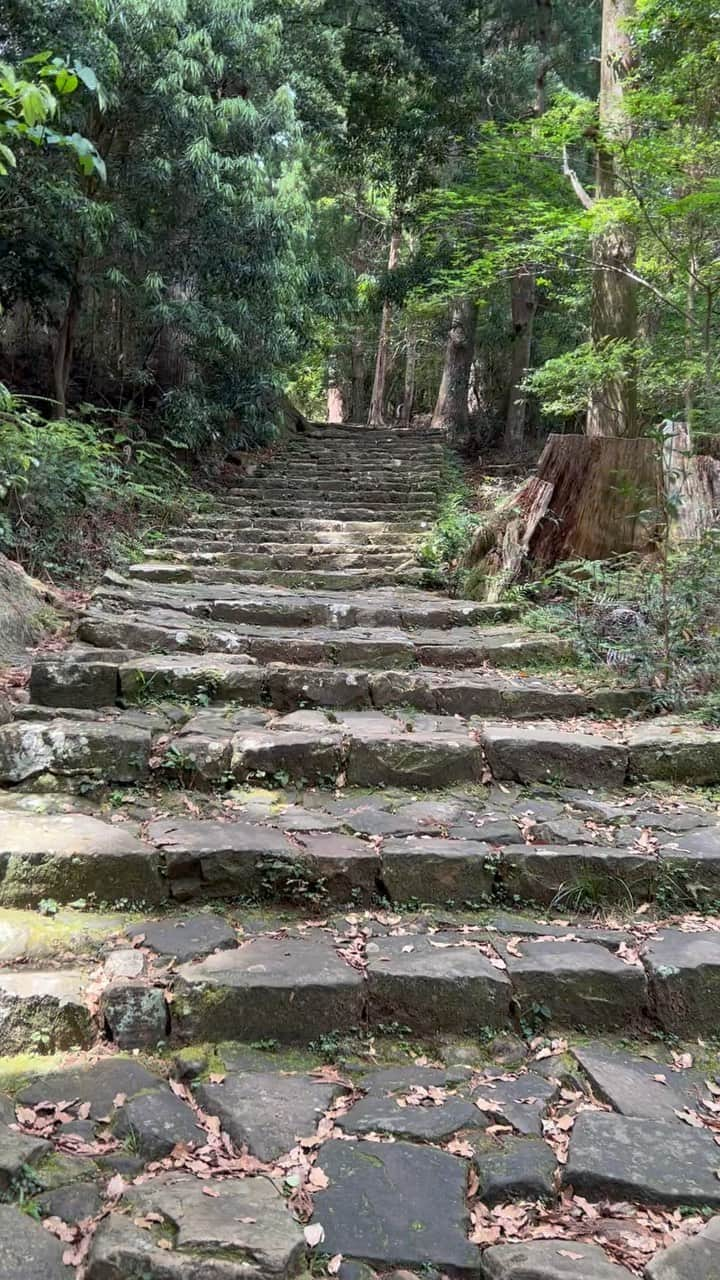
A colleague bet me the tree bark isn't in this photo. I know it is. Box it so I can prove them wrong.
[327,356,345,423]
[587,0,638,437]
[350,330,366,422]
[368,222,402,427]
[504,269,538,452]
[400,326,417,428]
[52,280,82,417]
[431,298,478,436]
[466,433,662,598]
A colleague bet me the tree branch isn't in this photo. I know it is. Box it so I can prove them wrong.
[562,145,594,209]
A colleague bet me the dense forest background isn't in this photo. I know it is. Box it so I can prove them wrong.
[1,0,719,578]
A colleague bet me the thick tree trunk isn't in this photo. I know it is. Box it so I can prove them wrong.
[431,298,478,436]
[466,433,661,598]
[400,326,417,428]
[663,420,720,542]
[587,0,638,437]
[368,223,402,427]
[52,281,82,416]
[350,331,366,422]
[505,269,537,452]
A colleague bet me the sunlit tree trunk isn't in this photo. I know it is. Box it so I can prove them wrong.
[368,221,402,427]
[327,356,345,422]
[505,269,538,452]
[350,331,366,422]
[431,298,477,436]
[400,325,417,427]
[587,0,638,437]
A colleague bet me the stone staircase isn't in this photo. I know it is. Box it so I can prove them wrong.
[0,423,719,1278]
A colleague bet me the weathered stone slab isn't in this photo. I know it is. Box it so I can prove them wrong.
[0,1126,50,1191]
[366,933,511,1033]
[627,721,720,784]
[644,1216,720,1280]
[17,1057,161,1116]
[288,833,379,903]
[314,1139,480,1275]
[381,837,495,905]
[0,812,162,907]
[645,928,720,1035]
[173,937,364,1043]
[471,1071,558,1135]
[36,1181,103,1222]
[195,1072,344,1161]
[120,655,262,705]
[565,1112,720,1207]
[101,980,168,1049]
[572,1043,707,1123]
[0,969,93,1053]
[474,1135,557,1205]
[88,1172,305,1279]
[113,1089,201,1158]
[347,733,482,788]
[499,844,655,907]
[30,657,120,708]
[126,913,238,962]
[267,667,371,711]
[502,939,648,1031]
[148,817,294,897]
[0,718,151,784]
[0,1204,70,1278]
[482,726,627,788]
[231,729,343,784]
[483,1240,634,1279]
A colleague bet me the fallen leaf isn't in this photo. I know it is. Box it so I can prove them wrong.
[304,1223,325,1247]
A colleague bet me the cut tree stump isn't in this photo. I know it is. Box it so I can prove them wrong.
[467,433,662,598]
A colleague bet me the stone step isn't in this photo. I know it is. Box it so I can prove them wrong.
[89,584,518,632]
[3,789,720,916]
[30,648,640,719]
[160,535,420,552]
[5,914,711,1048]
[188,515,426,533]
[232,484,439,501]
[135,550,414,571]
[78,610,565,668]
[125,564,429,590]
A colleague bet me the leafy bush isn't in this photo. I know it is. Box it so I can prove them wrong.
[0,384,208,579]
[524,537,720,715]
[416,490,483,595]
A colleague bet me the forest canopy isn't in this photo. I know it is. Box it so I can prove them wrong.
[0,0,718,456]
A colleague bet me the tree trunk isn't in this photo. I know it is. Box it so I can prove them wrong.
[350,331,366,422]
[466,433,661,597]
[400,326,417,428]
[431,298,478,436]
[587,0,638,437]
[368,222,402,427]
[504,269,537,452]
[52,281,82,416]
[327,356,345,423]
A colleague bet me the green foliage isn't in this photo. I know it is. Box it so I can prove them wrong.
[416,491,482,595]
[0,383,207,577]
[0,51,105,177]
[524,534,720,712]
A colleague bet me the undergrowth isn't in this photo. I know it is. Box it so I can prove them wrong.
[522,537,720,719]
[0,384,216,581]
[417,488,482,595]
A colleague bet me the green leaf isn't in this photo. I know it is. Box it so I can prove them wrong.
[54,68,79,95]
[74,64,98,93]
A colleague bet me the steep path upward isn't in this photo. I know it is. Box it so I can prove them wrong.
[0,423,719,1278]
